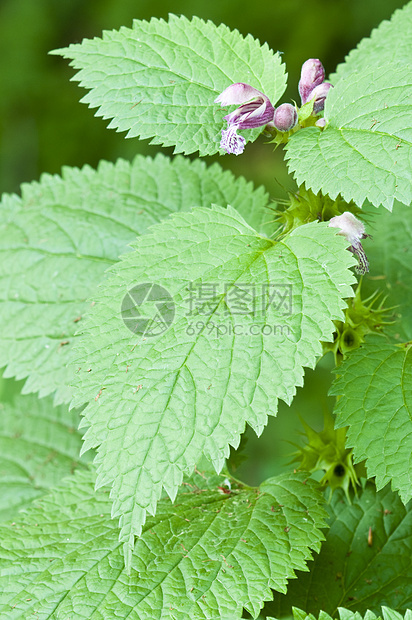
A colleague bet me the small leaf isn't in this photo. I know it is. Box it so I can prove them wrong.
[0,394,91,521]
[268,484,412,617]
[72,204,356,566]
[268,608,412,620]
[53,15,287,156]
[286,63,412,209]
[382,609,409,620]
[331,340,412,504]
[0,154,272,403]
[0,469,327,619]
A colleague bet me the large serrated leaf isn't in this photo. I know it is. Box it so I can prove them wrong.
[0,468,327,619]
[72,204,356,567]
[362,201,412,342]
[0,154,272,404]
[267,484,412,617]
[0,394,91,521]
[285,63,412,209]
[53,15,287,156]
[330,340,412,504]
[331,1,412,82]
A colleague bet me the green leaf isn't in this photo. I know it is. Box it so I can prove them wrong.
[72,204,356,566]
[268,484,412,617]
[382,610,412,620]
[285,62,412,209]
[267,608,412,620]
[53,15,287,156]
[0,154,272,403]
[0,468,328,619]
[362,202,412,342]
[0,394,91,521]
[331,1,412,82]
[330,340,412,504]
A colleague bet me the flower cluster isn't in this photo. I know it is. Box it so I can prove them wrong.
[214,58,332,155]
[292,409,365,501]
[323,280,394,363]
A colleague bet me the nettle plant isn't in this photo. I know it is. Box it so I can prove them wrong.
[0,4,411,620]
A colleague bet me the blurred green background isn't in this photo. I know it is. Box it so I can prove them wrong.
[0,0,407,482]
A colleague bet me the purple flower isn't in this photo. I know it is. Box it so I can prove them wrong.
[298,58,333,114]
[299,59,325,105]
[328,212,370,274]
[214,83,275,155]
[273,103,298,132]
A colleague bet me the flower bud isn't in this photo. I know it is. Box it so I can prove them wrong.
[309,82,333,114]
[298,59,325,105]
[273,103,298,132]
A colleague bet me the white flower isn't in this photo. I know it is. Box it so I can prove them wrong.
[328,212,370,274]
